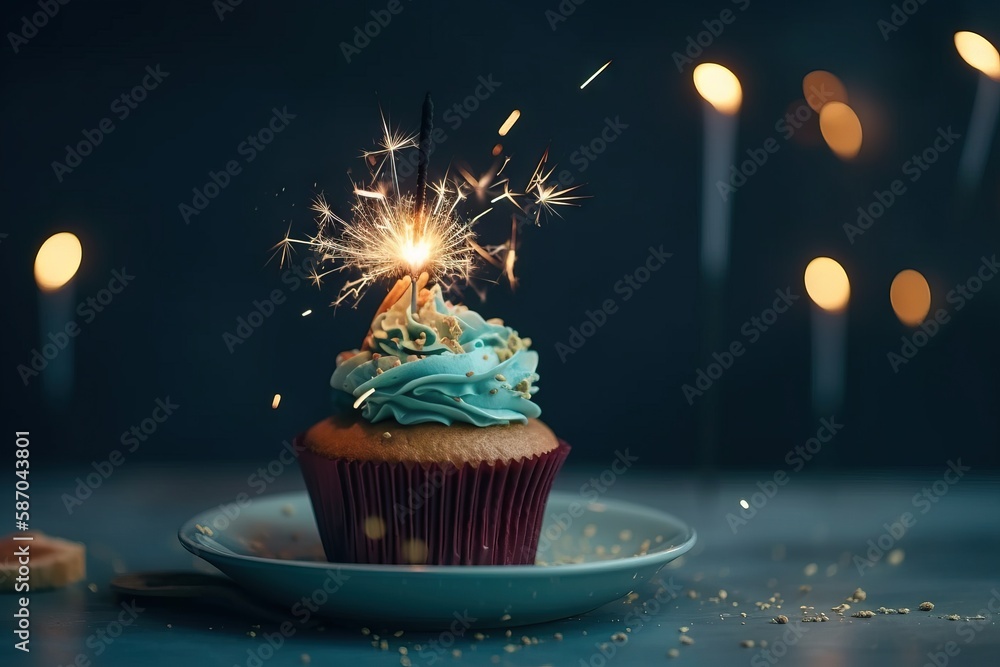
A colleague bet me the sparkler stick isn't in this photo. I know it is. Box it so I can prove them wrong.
[412,93,434,315]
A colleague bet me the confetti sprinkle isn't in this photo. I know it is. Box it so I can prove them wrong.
[354,387,376,409]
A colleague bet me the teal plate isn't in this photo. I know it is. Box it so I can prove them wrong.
[178,491,696,629]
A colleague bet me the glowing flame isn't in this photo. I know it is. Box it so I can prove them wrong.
[819,101,863,160]
[890,269,931,326]
[804,257,850,312]
[954,31,1000,80]
[34,232,82,292]
[693,63,742,115]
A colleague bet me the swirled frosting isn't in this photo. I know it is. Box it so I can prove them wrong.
[331,283,540,426]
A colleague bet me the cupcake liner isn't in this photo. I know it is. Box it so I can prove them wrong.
[298,438,570,565]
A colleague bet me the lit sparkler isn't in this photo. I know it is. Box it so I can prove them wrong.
[274,97,585,307]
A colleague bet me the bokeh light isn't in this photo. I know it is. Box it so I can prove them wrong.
[819,101,863,159]
[804,257,850,312]
[34,232,83,292]
[693,63,742,115]
[890,269,931,326]
[954,31,1000,80]
[803,70,848,112]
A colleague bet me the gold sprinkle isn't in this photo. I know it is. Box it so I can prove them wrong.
[489,388,498,394]
[495,374,506,382]
[611,632,628,644]
[848,587,867,602]
[300,654,311,665]
[474,633,486,641]
[773,615,788,624]
[919,601,935,611]
[667,648,680,658]
[679,635,694,645]
[394,631,404,638]
[501,614,511,621]
[451,649,461,658]
[851,610,875,618]
[271,393,281,409]
[466,371,475,377]
[376,368,384,375]
[740,640,756,648]
[553,632,563,641]
[899,608,911,614]
[382,432,391,439]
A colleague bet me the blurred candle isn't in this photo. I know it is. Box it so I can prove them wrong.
[954,31,1000,195]
[804,257,850,415]
[34,232,83,406]
[693,63,742,288]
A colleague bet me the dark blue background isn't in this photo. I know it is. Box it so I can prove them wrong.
[2,0,999,470]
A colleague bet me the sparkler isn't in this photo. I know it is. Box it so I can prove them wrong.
[273,97,586,308]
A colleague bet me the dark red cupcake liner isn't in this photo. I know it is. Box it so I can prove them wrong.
[298,438,570,565]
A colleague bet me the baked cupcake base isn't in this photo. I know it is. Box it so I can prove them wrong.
[298,418,569,565]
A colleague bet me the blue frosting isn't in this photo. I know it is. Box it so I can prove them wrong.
[331,284,540,426]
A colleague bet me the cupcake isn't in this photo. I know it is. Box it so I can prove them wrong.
[298,274,569,565]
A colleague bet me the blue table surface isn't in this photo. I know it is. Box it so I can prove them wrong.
[5,463,1000,667]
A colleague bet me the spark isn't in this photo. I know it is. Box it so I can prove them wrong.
[498,110,521,136]
[274,109,586,305]
[310,193,339,227]
[580,60,612,89]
